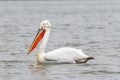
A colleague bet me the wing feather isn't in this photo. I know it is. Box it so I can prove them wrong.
[44,47,88,63]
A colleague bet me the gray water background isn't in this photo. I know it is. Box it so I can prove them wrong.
[0,0,120,80]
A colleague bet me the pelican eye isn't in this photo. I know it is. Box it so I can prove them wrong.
[43,23,46,26]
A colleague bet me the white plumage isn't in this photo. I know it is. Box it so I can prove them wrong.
[28,20,94,64]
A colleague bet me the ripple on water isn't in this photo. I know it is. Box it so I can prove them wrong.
[64,43,85,47]
[0,60,24,63]
[81,70,120,75]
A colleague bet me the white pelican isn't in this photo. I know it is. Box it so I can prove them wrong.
[27,20,94,64]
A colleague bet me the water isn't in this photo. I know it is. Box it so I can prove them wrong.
[0,0,120,80]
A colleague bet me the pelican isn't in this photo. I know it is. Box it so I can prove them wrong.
[27,20,94,64]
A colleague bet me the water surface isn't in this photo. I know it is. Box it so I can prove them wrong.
[0,0,120,80]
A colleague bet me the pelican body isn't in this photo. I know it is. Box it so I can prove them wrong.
[27,20,94,64]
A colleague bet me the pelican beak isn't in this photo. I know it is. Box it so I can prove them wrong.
[27,29,46,54]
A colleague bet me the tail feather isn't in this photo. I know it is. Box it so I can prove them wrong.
[74,56,94,64]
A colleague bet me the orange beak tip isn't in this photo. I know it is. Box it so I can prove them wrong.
[27,51,30,54]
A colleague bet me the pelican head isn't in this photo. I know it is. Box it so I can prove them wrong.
[27,20,51,54]
[39,20,51,30]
